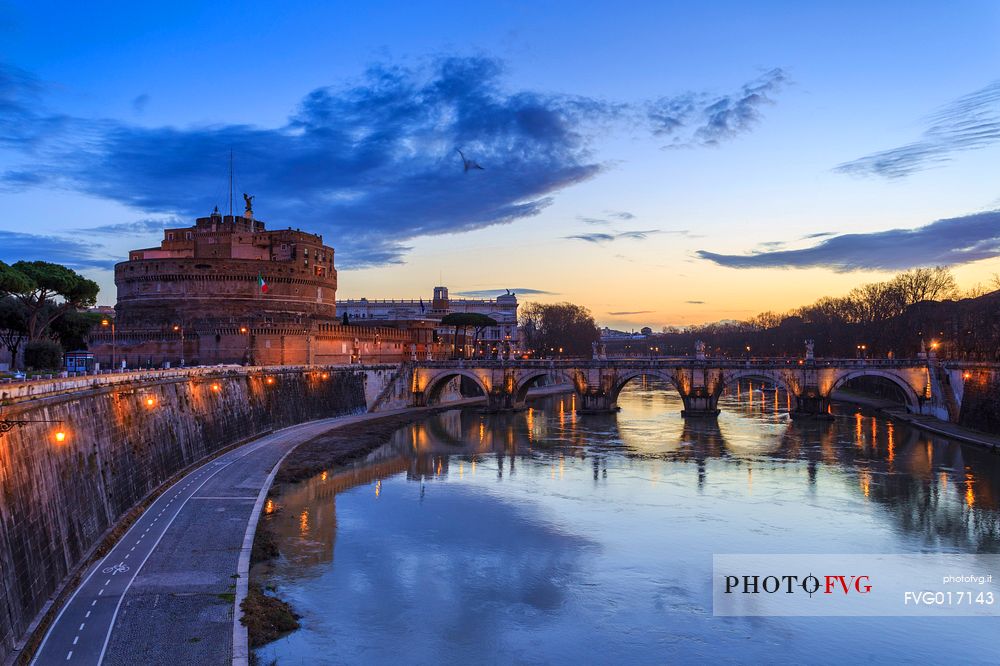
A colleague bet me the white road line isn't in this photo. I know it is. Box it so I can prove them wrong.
[79,623,84,631]
[72,637,78,645]
[96,438,278,665]
[66,651,72,660]
[33,485,182,663]
[85,611,91,618]
[35,423,328,666]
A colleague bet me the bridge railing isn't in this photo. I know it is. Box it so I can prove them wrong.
[408,357,937,369]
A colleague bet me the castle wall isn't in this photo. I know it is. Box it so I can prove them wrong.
[115,258,337,327]
[86,325,440,369]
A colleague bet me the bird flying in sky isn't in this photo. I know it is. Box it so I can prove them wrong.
[456,148,484,172]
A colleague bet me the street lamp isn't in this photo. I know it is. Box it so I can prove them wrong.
[239,326,254,366]
[172,324,185,367]
[101,318,116,371]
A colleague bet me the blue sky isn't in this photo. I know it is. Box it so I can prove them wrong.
[2,1,999,328]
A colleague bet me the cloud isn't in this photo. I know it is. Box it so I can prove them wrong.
[577,210,634,226]
[566,232,615,243]
[453,287,555,297]
[608,310,653,315]
[131,93,150,114]
[565,229,660,243]
[0,62,67,150]
[1,58,785,268]
[835,81,1000,178]
[82,218,180,235]
[649,68,789,147]
[696,210,1000,271]
[801,231,834,239]
[685,300,705,304]
[0,230,116,269]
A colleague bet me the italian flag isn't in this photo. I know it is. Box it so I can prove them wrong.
[258,273,268,294]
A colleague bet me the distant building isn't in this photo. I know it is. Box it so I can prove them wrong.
[339,287,520,354]
[600,326,647,341]
[88,208,441,367]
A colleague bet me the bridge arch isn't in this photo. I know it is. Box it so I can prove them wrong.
[828,369,922,413]
[718,369,799,398]
[423,370,490,406]
[512,369,582,404]
[608,369,684,404]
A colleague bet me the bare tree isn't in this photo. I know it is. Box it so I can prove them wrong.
[889,267,957,305]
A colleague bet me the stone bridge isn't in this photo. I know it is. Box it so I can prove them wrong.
[398,356,975,422]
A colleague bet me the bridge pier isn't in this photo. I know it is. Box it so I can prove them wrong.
[576,389,619,414]
[791,389,833,420]
[680,388,720,418]
[485,388,519,412]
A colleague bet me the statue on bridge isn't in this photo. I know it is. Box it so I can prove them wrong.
[805,339,815,361]
[695,339,706,361]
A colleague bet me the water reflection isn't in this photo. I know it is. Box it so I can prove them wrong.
[257,379,1000,664]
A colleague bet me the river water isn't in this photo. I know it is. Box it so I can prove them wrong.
[255,381,1000,665]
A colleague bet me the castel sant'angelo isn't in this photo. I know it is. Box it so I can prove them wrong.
[89,198,432,367]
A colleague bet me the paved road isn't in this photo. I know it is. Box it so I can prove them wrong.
[32,410,414,666]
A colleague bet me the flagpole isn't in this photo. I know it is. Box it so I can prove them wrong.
[229,150,234,217]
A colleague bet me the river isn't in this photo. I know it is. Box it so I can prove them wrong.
[254,380,1000,665]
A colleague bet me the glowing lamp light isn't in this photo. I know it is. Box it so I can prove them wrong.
[239,326,248,334]
[265,376,275,385]
[321,372,329,379]
[145,396,156,408]
[211,383,221,392]
[54,430,67,443]
[963,372,972,380]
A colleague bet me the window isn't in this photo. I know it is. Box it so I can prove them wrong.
[185,232,193,240]
[167,232,175,240]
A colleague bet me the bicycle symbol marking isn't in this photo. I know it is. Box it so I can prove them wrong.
[102,563,129,575]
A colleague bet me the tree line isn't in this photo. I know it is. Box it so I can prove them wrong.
[0,261,100,370]
[645,267,1000,360]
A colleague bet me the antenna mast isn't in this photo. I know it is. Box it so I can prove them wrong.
[228,150,234,217]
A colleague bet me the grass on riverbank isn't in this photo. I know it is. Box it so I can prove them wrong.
[274,410,445,487]
[251,524,280,565]
[241,583,300,648]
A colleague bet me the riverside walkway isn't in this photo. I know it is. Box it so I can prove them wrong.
[31,408,429,666]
